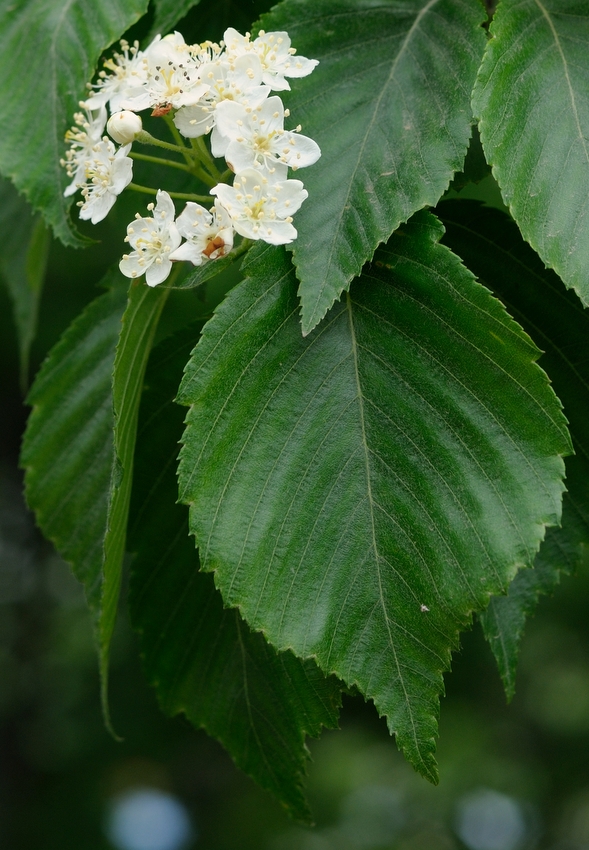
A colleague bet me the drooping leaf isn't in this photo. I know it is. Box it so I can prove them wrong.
[21,271,168,726]
[0,0,148,246]
[99,280,169,713]
[438,199,589,699]
[0,177,50,392]
[22,272,128,612]
[128,326,341,821]
[148,0,202,40]
[177,213,570,780]
[472,0,589,306]
[256,0,487,334]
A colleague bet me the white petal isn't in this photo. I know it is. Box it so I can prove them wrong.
[275,133,321,169]
[120,253,145,279]
[258,219,298,244]
[284,57,319,78]
[273,180,308,217]
[173,105,211,138]
[145,258,173,286]
[169,242,205,265]
[155,190,176,221]
[175,202,212,238]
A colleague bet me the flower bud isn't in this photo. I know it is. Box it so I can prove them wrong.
[107,111,143,145]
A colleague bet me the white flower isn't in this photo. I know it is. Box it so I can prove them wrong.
[77,140,133,224]
[173,53,270,144]
[170,200,234,265]
[215,96,321,176]
[212,168,307,244]
[122,32,209,113]
[84,39,148,113]
[119,190,181,286]
[61,106,107,197]
[223,28,318,91]
[107,110,143,144]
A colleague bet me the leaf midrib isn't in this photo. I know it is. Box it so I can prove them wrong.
[345,291,425,770]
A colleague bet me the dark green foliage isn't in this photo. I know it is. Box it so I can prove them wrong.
[129,327,341,820]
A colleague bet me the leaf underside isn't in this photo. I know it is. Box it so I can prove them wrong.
[178,212,570,781]
[438,199,589,699]
[129,327,341,821]
[0,0,148,245]
[257,0,487,334]
[472,0,589,306]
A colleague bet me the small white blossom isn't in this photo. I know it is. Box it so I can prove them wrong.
[223,28,318,91]
[215,96,321,176]
[212,168,307,244]
[170,200,234,265]
[84,39,148,113]
[107,110,143,144]
[122,32,209,113]
[119,190,181,286]
[61,106,107,197]
[173,53,270,146]
[78,140,133,224]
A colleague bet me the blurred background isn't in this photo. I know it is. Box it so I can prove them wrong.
[2,3,589,846]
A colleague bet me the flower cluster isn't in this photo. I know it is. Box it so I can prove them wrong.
[61,28,320,286]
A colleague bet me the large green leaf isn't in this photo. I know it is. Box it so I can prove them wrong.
[472,0,589,306]
[0,0,148,246]
[22,272,168,724]
[177,213,570,780]
[257,0,487,334]
[128,326,341,821]
[22,273,127,611]
[438,199,589,699]
[0,177,50,392]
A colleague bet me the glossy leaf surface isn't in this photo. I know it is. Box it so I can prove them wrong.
[178,214,570,779]
[0,0,147,245]
[129,327,341,821]
[472,0,589,306]
[438,200,589,698]
[258,0,487,334]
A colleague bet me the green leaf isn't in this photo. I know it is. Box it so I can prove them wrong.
[0,0,148,246]
[128,327,341,821]
[22,273,128,612]
[0,177,50,392]
[170,240,251,289]
[256,0,487,334]
[21,272,168,727]
[148,0,201,40]
[177,213,570,780]
[100,280,169,716]
[438,199,589,699]
[472,0,589,307]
